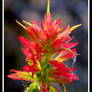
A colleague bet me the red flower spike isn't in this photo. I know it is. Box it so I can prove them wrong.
[8,0,82,92]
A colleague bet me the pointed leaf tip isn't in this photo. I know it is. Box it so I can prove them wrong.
[47,0,50,14]
[16,20,27,29]
[22,20,33,27]
[70,24,82,31]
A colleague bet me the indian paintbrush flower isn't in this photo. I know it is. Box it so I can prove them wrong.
[7,0,82,92]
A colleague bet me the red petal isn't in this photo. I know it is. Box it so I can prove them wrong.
[68,42,79,49]
[21,48,32,58]
[19,36,34,54]
[65,37,74,43]
[49,60,66,68]
[55,18,61,27]
[41,80,47,92]
[55,67,76,73]
[58,25,66,33]
[57,26,71,39]
[23,65,40,73]
[7,69,32,81]
[7,73,31,81]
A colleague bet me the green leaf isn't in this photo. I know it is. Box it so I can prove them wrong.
[28,82,40,92]
[49,84,60,92]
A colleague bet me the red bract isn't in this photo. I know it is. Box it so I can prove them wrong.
[7,69,37,81]
[49,60,79,84]
[7,0,82,92]
[23,65,41,78]
[41,80,48,92]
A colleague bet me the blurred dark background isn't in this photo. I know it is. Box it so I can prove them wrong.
[4,0,88,92]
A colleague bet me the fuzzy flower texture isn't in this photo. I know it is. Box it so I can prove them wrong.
[7,0,82,92]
